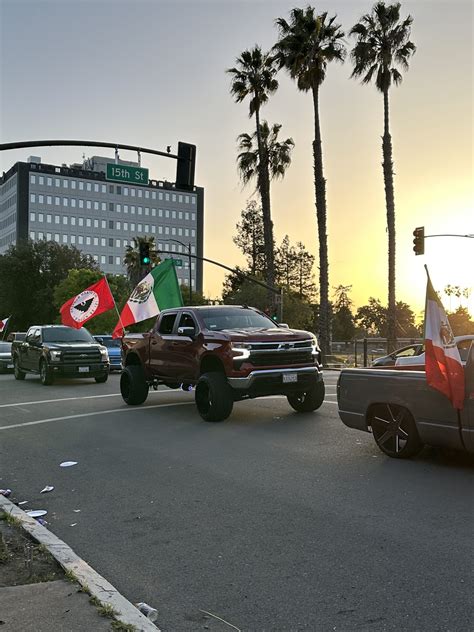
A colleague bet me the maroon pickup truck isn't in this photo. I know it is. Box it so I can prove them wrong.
[120,305,325,422]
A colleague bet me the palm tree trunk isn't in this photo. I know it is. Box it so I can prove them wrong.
[312,84,330,360]
[254,107,276,306]
[382,89,397,352]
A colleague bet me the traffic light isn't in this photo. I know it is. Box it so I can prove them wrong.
[139,242,151,265]
[413,226,425,256]
[176,142,196,191]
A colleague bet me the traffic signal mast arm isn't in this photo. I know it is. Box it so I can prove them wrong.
[413,227,473,255]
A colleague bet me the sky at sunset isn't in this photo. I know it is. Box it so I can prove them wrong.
[1,0,472,319]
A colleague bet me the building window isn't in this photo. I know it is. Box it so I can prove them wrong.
[123,187,129,196]
[151,208,156,217]
[117,204,121,213]
[63,198,68,207]
[172,227,176,236]
[94,219,99,228]
[164,243,169,251]
[191,196,196,205]
[78,236,83,245]
[39,176,44,185]
[71,198,76,208]
[101,238,106,247]
[78,217,84,226]
[185,228,189,237]
[30,231,35,239]
[63,180,68,188]
[185,195,189,204]
[71,180,76,189]
[101,220,106,229]
[55,215,60,224]
[178,211,183,220]
[108,255,113,264]
[30,193,36,203]
[47,214,52,223]
[145,190,149,199]
[47,177,53,186]
[86,182,92,192]
[171,211,176,219]
[138,224,143,232]
[46,232,51,240]
[47,195,52,205]
[70,235,76,244]
[54,234,60,243]
[86,218,91,227]
[130,188,135,197]
[171,244,176,252]
[55,178,60,187]
[55,197,60,206]
[178,228,183,236]
[115,239,120,247]
[138,189,142,198]
[191,213,196,222]
[93,237,98,246]
[158,226,163,234]
[165,226,169,235]
[124,205,128,214]
[145,224,149,232]
[116,221,121,230]
[93,255,98,262]
[151,226,156,234]
[79,200,84,209]
[158,209,163,218]
[115,256,121,265]
[172,193,176,202]
[62,234,67,244]
[37,231,44,240]
[63,216,68,225]
[30,212,36,222]
[178,195,183,203]
[117,186,122,195]
[109,203,114,212]
[152,191,157,200]
[38,213,44,222]
[94,201,99,210]
[109,220,114,229]
[79,181,84,190]
[191,229,196,237]
[101,184,106,194]
[101,255,106,264]
[158,192,163,200]
[131,223,135,231]
[71,217,76,226]
[109,185,114,194]
[86,201,92,210]
[185,212,189,221]
[86,236,91,245]
[165,210,170,219]
[138,207,142,215]
[94,183,99,193]
[101,202,106,211]
[165,193,170,201]
[124,222,128,231]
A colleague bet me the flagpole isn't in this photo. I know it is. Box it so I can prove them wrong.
[103,274,126,335]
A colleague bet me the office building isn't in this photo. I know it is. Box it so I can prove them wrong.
[0,155,204,291]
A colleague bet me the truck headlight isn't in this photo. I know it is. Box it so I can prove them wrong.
[231,343,251,361]
[49,350,62,362]
[99,346,109,361]
[311,336,321,361]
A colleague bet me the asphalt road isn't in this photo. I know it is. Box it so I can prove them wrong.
[0,371,472,632]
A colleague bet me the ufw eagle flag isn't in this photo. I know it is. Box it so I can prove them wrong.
[60,277,115,329]
[112,259,183,339]
[424,269,465,410]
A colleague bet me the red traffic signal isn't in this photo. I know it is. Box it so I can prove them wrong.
[413,227,424,256]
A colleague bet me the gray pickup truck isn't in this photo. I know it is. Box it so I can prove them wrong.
[337,342,474,458]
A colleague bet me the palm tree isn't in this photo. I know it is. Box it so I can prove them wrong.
[123,236,160,288]
[236,121,295,209]
[350,1,416,352]
[273,7,346,359]
[227,47,279,299]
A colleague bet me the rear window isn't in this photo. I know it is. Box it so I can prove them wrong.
[43,327,94,343]
[95,337,121,348]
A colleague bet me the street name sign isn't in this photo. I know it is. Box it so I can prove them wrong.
[173,259,183,267]
[106,163,149,185]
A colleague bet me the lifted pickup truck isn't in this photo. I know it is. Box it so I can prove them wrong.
[12,325,109,385]
[120,305,325,422]
[337,341,474,458]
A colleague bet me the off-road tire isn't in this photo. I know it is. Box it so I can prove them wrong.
[13,357,26,380]
[195,372,233,422]
[40,359,54,386]
[120,365,149,405]
[95,374,108,384]
[287,380,325,412]
[369,403,423,459]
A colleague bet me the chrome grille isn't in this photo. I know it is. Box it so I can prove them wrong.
[61,349,102,364]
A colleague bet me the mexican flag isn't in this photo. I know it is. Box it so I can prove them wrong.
[112,259,183,338]
[424,271,465,409]
[0,317,9,333]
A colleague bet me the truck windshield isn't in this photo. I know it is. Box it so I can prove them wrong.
[43,328,94,343]
[200,308,279,331]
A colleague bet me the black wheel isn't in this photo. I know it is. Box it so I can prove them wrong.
[287,380,325,412]
[95,374,108,383]
[40,359,53,386]
[195,372,233,422]
[13,357,26,380]
[120,365,149,405]
[369,403,423,459]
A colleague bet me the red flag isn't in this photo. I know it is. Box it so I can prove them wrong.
[0,317,9,333]
[60,278,115,329]
[424,273,465,409]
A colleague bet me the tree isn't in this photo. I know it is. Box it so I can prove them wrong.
[293,242,317,300]
[123,236,160,288]
[0,240,98,331]
[355,297,386,336]
[332,285,355,340]
[447,307,474,336]
[227,46,279,298]
[274,7,346,360]
[350,2,416,352]
[53,269,130,334]
[275,235,298,292]
[180,284,209,306]
[233,200,266,276]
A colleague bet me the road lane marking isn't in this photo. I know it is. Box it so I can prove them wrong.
[0,401,194,431]
[0,389,182,409]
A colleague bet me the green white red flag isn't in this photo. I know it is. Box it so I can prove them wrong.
[112,259,183,338]
[424,271,464,409]
[0,317,9,333]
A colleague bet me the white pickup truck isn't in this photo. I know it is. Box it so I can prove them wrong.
[337,341,474,458]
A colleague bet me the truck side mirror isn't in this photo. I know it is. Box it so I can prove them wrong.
[279,323,289,329]
[95,337,103,345]
[177,326,195,338]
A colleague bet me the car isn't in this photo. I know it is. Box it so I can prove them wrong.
[395,334,474,369]
[93,335,123,371]
[6,332,26,343]
[371,343,424,367]
[0,341,13,372]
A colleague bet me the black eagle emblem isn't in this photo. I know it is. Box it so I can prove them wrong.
[73,298,94,313]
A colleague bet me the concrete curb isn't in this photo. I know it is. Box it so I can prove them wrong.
[0,496,159,632]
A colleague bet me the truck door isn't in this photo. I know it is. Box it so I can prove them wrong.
[148,312,178,379]
[20,328,38,370]
[169,312,200,382]
[27,328,43,371]
[460,343,474,453]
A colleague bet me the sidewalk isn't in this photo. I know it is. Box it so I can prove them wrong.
[0,495,158,632]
